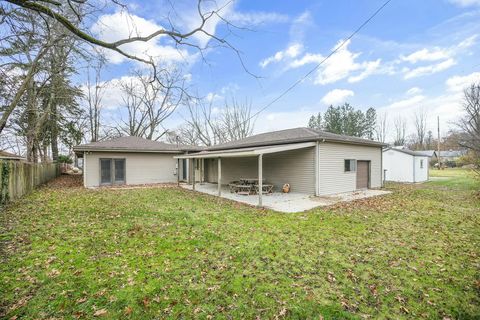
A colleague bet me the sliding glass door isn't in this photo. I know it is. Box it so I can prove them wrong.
[100,158,126,185]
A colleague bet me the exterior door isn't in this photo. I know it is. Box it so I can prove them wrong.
[100,158,126,185]
[114,159,126,184]
[182,159,187,181]
[356,161,369,189]
[100,159,112,185]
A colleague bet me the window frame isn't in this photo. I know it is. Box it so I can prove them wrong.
[420,159,424,169]
[344,159,357,172]
[99,158,126,185]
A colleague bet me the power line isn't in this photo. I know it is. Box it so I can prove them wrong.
[241,0,393,127]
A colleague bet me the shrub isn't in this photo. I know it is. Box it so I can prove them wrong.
[58,155,73,164]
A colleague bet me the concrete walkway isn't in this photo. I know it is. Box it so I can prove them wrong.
[180,183,391,213]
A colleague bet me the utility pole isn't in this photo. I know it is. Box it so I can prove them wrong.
[437,116,441,170]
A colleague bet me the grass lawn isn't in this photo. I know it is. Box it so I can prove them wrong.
[1,170,479,319]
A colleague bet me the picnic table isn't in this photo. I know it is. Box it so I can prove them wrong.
[235,184,253,195]
[239,178,265,185]
[229,178,274,195]
[253,184,274,194]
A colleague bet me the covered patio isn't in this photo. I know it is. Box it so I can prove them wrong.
[180,182,390,213]
[174,142,318,208]
[175,142,390,212]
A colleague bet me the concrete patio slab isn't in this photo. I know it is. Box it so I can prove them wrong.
[180,183,391,213]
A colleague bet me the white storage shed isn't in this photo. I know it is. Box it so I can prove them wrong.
[382,148,429,183]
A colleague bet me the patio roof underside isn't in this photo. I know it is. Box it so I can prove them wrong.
[174,142,316,159]
[179,142,318,198]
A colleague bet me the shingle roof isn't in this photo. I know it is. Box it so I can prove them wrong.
[0,150,25,160]
[415,150,436,157]
[207,127,386,151]
[384,147,429,157]
[73,136,201,153]
[441,150,465,157]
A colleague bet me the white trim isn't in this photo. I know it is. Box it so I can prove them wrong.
[174,142,316,159]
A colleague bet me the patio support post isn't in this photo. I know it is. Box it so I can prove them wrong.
[217,157,222,196]
[315,141,319,196]
[192,159,196,191]
[258,154,263,207]
[177,158,180,186]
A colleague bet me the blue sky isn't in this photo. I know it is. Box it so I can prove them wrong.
[88,0,480,141]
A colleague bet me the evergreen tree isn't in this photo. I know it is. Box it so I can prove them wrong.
[307,103,377,139]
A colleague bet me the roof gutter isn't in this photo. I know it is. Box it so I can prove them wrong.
[73,148,184,154]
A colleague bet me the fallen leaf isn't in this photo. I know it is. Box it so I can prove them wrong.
[124,306,133,316]
[93,309,107,317]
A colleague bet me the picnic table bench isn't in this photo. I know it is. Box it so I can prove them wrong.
[254,184,274,194]
[234,184,253,195]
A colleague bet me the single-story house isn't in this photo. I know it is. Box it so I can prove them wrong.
[74,128,386,206]
[439,149,466,162]
[73,137,200,187]
[382,147,429,183]
[415,150,436,158]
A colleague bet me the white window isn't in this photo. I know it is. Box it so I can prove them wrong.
[344,159,356,172]
[420,159,424,169]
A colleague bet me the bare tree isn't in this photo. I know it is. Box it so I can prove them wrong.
[118,69,186,140]
[85,60,107,142]
[413,108,427,150]
[220,98,255,142]
[457,83,480,175]
[4,0,251,80]
[177,98,224,146]
[393,116,407,146]
[171,96,256,146]
[375,112,387,143]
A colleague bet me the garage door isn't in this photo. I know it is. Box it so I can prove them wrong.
[356,161,369,189]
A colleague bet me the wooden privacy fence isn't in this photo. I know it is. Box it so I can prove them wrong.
[0,160,60,205]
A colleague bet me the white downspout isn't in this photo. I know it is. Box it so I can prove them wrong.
[412,156,416,183]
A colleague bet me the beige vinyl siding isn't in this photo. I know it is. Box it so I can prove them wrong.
[203,147,315,194]
[319,142,382,195]
[204,157,257,184]
[84,152,177,187]
[263,147,315,194]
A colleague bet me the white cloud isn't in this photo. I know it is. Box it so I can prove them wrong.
[448,0,480,6]
[446,71,480,92]
[206,92,222,102]
[227,11,289,25]
[288,52,323,68]
[91,11,190,65]
[278,39,383,84]
[406,87,423,95]
[289,11,313,41]
[313,40,381,85]
[403,58,456,79]
[258,109,314,133]
[382,95,426,110]
[348,59,381,83]
[400,48,450,63]
[321,89,354,105]
[398,35,476,79]
[260,43,303,68]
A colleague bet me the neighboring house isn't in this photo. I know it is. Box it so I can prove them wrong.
[440,149,466,162]
[382,148,429,183]
[416,150,436,158]
[74,128,387,204]
[0,150,26,161]
[73,137,200,187]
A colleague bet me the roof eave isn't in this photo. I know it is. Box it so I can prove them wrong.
[73,147,184,154]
